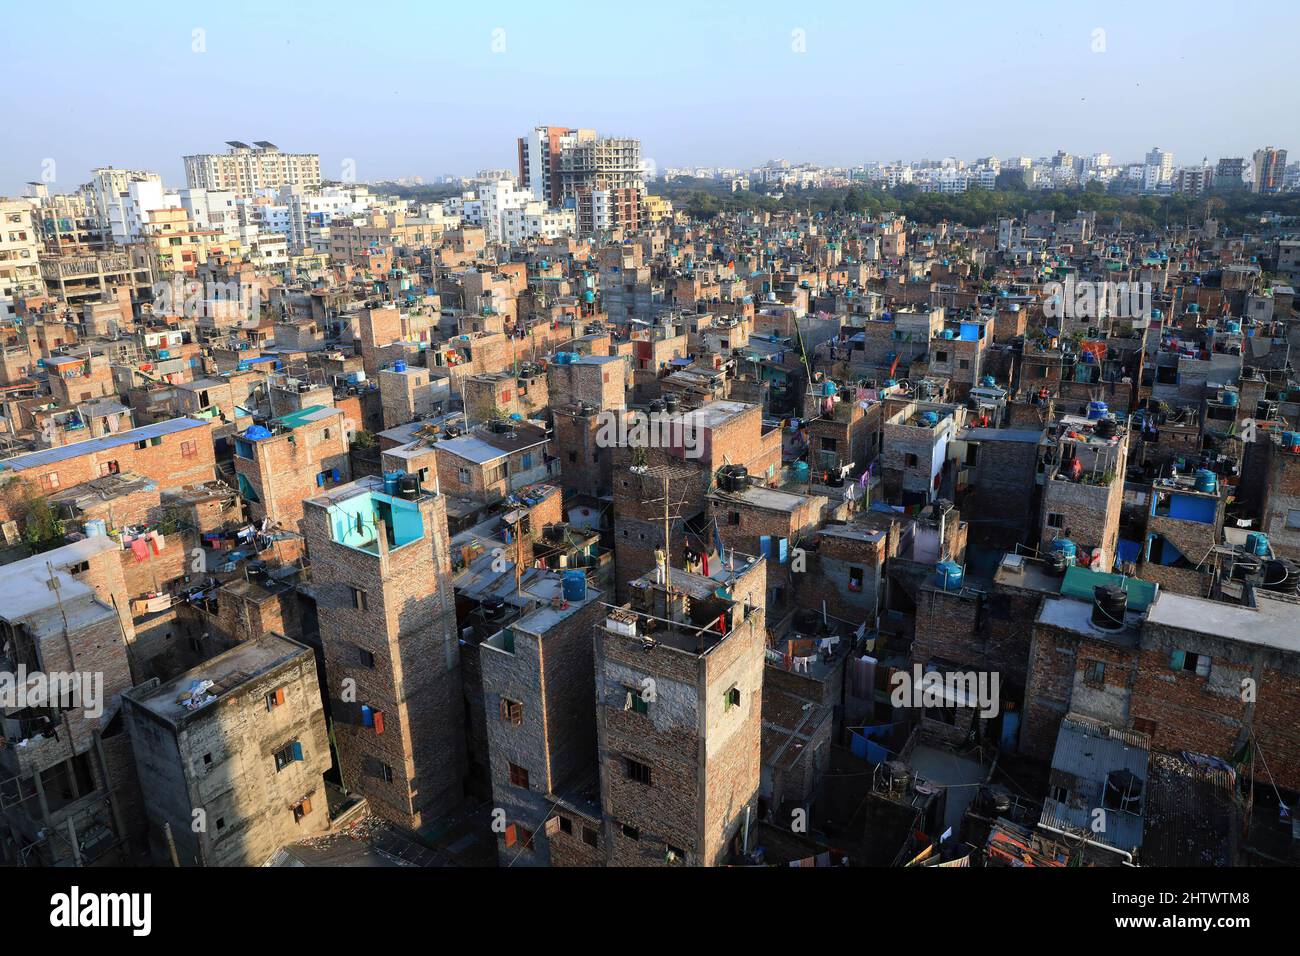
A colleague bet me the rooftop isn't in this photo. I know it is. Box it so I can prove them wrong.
[0,418,208,472]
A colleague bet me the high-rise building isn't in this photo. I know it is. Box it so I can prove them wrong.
[559,136,645,234]
[1213,156,1249,190]
[517,126,594,207]
[183,141,321,197]
[1251,146,1288,194]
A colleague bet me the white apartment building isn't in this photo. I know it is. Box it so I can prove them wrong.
[179,188,240,241]
[109,179,181,245]
[0,199,43,319]
[280,186,373,254]
[86,167,161,232]
[502,201,576,244]
[478,179,537,243]
[183,141,321,197]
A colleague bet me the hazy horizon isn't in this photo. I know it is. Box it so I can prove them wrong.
[3,0,1297,195]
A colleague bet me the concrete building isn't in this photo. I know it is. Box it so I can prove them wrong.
[0,538,138,867]
[184,141,321,197]
[0,199,43,320]
[303,475,463,829]
[122,633,330,866]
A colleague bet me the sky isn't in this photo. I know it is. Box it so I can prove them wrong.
[2,0,1297,195]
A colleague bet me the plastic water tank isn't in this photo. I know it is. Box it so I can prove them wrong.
[793,461,810,482]
[1087,401,1109,420]
[562,570,587,602]
[936,560,963,591]
[383,471,403,496]
[823,380,838,397]
[980,375,996,388]
[393,359,407,373]
[942,329,955,340]
[921,411,939,427]
[1247,532,1270,557]
[1284,432,1300,451]
[1194,469,1218,493]
[1051,539,1077,564]
[1221,390,1239,407]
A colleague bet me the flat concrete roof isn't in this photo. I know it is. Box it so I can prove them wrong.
[1146,590,1300,652]
[128,633,309,726]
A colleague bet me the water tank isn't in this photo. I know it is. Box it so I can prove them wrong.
[1263,559,1300,593]
[1246,532,1269,557]
[383,471,403,496]
[509,412,523,421]
[1051,539,1077,564]
[793,461,810,482]
[648,399,667,413]
[1091,585,1128,631]
[1087,401,1109,420]
[823,380,838,397]
[884,378,897,387]
[398,474,420,500]
[1093,416,1117,439]
[664,394,680,412]
[942,329,955,340]
[936,560,963,591]
[921,411,939,427]
[1226,320,1241,334]
[1045,551,1070,577]
[1194,469,1218,493]
[1221,389,1239,407]
[562,570,587,602]
[980,375,996,388]
[1283,432,1300,451]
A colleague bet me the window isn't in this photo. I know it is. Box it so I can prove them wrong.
[1046,512,1065,529]
[728,511,740,526]
[458,467,471,484]
[965,444,979,466]
[558,815,573,835]
[624,686,649,715]
[181,440,197,459]
[265,687,286,711]
[724,686,741,711]
[1049,785,1069,804]
[1286,509,1300,530]
[99,460,120,476]
[202,752,212,766]
[935,350,948,363]
[1171,650,1211,676]
[626,757,652,785]
[357,647,375,668]
[621,824,640,841]
[959,359,970,370]
[582,826,599,847]
[1083,660,1106,686]
[40,472,60,491]
[349,586,367,611]
[500,697,523,725]
[504,823,534,849]
[508,763,530,789]
[848,566,864,592]
[293,798,313,822]
[273,740,303,771]
[904,453,918,467]
[666,844,686,863]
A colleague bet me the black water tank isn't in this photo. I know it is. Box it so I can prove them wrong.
[1091,585,1128,631]
[664,394,680,412]
[399,474,419,499]
[648,399,667,413]
[1045,551,1070,577]
[1263,558,1300,593]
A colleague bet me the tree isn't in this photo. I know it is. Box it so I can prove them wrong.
[20,494,65,553]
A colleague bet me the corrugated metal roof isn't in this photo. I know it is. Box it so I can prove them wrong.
[1040,715,1149,854]
[0,418,208,472]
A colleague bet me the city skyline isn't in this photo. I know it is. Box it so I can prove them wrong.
[3,0,1298,194]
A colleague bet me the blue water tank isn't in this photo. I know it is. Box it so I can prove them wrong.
[583,290,595,303]
[1087,401,1109,420]
[1247,532,1270,557]
[942,329,955,340]
[383,471,403,496]
[1283,432,1300,449]
[509,412,523,421]
[936,560,963,591]
[793,461,811,482]
[980,375,996,387]
[1052,539,1077,564]
[884,378,897,387]
[1221,390,1239,407]
[562,570,587,602]
[1225,320,1241,334]
[1194,469,1218,493]
[823,380,838,396]
[921,411,939,427]
[393,359,407,373]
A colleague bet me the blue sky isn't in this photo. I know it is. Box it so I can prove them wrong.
[2,0,1296,194]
